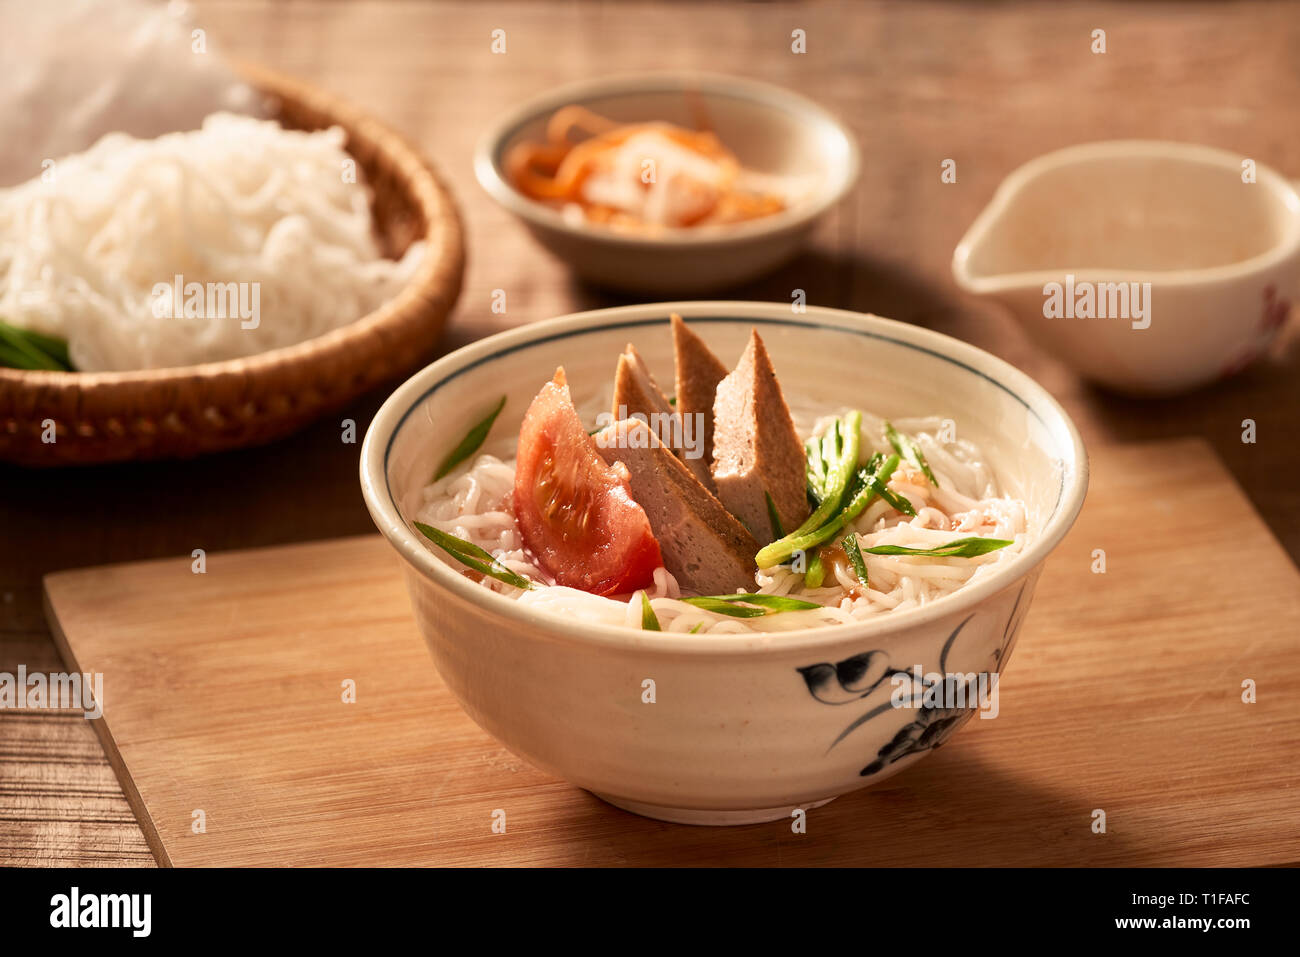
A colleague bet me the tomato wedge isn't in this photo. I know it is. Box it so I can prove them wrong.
[514,368,662,596]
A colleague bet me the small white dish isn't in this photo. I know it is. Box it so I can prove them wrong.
[953,140,1300,395]
[360,302,1088,825]
[474,74,860,294]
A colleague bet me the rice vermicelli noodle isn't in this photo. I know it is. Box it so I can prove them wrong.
[0,113,424,371]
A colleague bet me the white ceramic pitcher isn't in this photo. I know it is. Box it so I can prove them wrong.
[952,141,1299,395]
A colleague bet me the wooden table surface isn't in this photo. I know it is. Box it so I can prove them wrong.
[3,0,1298,867]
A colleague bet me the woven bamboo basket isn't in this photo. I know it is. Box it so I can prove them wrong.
[0,64,465,466]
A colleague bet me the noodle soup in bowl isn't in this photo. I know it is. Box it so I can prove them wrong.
[360,302,1088,824]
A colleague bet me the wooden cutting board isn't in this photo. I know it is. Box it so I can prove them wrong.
[43,438,1300,867]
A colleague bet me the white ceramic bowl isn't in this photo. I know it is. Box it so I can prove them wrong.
[360,302,1088,825]
[953,140,1300,395]
[474,74,860,294]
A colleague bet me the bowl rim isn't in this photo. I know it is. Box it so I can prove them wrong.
[472,71,862,249]
[360,302,1090,657]
[952,139,1300,294]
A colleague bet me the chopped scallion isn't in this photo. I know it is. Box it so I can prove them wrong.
[885,421,939,487]
[434,396,506,480]
[756,452,900,568]
[842,534,869,587]
[0,320,73,371]
[804,549,826,588]
[640,591,661,631]
[681,593,823,618]
[863,537,1013,558]
[413,521,534,590]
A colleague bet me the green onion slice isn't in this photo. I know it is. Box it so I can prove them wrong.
[413,521,534,590]
[681,593,823,618]
[680,597,770,618]
[434,396,506,480]
[0,320,73,371]
[21,328,72,368]
[756,452,900,568]
[805,436,826,505]
[842,534,869,587]
[640,591,661,631]
[851,467,916,517]
[885,421,939,487]
[863,537,1013,558]
[804,549,826,588]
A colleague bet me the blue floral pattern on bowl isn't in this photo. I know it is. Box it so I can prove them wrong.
[797,582,1031,777]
